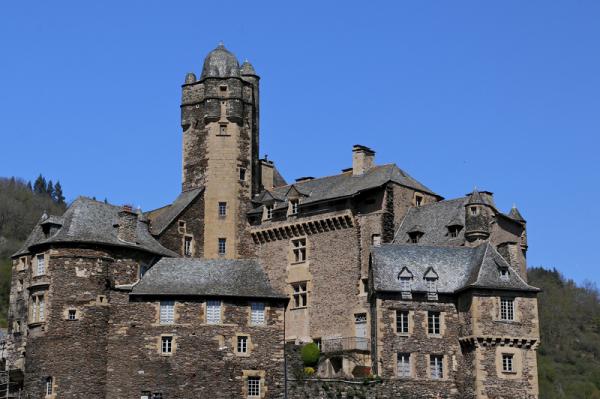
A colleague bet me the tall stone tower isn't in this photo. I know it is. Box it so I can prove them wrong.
[180,43,260,258]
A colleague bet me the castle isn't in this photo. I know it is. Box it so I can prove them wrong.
[1,44,540,398]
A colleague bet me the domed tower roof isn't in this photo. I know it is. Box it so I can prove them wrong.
[240,59,257,76]
[200,43,240,79]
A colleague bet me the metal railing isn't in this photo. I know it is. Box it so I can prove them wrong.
[321,337,370,353]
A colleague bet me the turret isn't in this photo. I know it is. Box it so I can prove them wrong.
[509,205,528,251]
[464,189,492,244]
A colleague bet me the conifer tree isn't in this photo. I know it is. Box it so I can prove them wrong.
[54,181,65,205]
[46,180,54,199]
[33,174,46,194]
[27,181,32,191]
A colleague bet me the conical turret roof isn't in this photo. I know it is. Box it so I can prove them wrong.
[508,206,526,223]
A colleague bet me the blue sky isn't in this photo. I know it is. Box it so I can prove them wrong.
[0,1,598,284]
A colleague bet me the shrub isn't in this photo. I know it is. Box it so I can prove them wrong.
[301,342,320,366]
[304,367,315,376]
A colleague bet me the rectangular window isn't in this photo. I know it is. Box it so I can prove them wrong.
[290,199,299,215]
[31,294,45,323]
[428,311,440,335]
[160,300,175,324]
[247,376,261,397]
[500,298,515,321]
[291,238,307,263]
[184,236,193,256]
[292,282,308,308]
[400,277,411,292]
[430,355,444,379]
[218,202,227,217]
[250,302,265,325]
[502,354,514,372]
[140,391,151,399]
[239,168,246,181]
[68,309,77,321]
[206,300,222,324]
[397,353,411,377]
[219,124,227,135]
[36,254,45,276]
[371,234,382,247]
[415,194,423,207]
[161,336,172,353]
[265,205,273,219]
[218,238,226,255]
[237,336,248,353]
[46,377,53,395]
[396,310,409,334]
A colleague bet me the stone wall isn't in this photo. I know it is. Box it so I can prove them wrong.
[157,193,205,258]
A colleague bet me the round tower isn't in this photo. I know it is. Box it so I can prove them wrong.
[464,189,492,244]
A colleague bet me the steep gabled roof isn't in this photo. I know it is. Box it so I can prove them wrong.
[131,258,287,299]
[14,197,176,257]
[147,188,203,235]
[508,206,526,223]
[371,243,538,294]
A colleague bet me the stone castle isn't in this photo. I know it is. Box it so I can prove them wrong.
[1,44,540,398]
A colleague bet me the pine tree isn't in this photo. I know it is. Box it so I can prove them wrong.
[46,180,54,199]
[54,181,65,205]
[27,181,32,191]
[33,174,47,194]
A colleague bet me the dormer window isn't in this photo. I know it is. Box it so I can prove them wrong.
[424,268,439,301]
[448,225,462,238]
[397,267,413,299]
[470,206,478,216]
[372,234,382,247]
[408,232,423,244]
[499,267,510,280]
[415,194,423,207]
[289,199,299,215]
[265,205,274,219]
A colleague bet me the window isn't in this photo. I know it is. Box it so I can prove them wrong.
[430,355,444,379]
[290,199,299,215]
[239,168,246,181]
[400,277,411,292]
[428,311,441,335]
[415,194,423,207]
[448,225,462,238]
[426,278,438,300]
[68,309,77,321]
[397,353,411,377]
[184,236,193,256]
[500,298,515,321]
[160,300,175,324]
[206,300,222,324]
[219,124,227,135]
[396,310,409,334]
[237,335,248,353]
[291,238,307,263]
[313,338,322,351]
[247,376,261,397]
[361,278,369,294]
[45,377,53,395]
[218,202,227,217]
[251,302,265,325]
[178,220,186,233]
[408,232,423,244]
[292,282,308,308]
[499,267,510,280]
[265,205,274,219]
[218,238,226,255]
[141,392,151,399]
[470,206,478,215]
[371,234,382,247]
[219,85,227,92]
[152,394,163,399]
[161,336,172,354]
[31,294,45,323]
[502,354,514,372]
[36,254,45,276]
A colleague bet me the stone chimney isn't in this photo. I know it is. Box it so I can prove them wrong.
[352,145,375,176]
[117,205,138,243]
[260,159,274,191]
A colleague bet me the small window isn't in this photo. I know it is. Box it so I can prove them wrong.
[251,302,265,325]
[426,279,437,294]
[178,220,186,233]
[500,298,515,321]
[247,376,261,398]
[218,238,226,255]
[313,338,322,351]
[265,205,274,219]
[206,300,222,324]
[502,354,514,372]
[396,310,409,334]
[397,353,411,377]
[428,311,441,335]
[408,232,423,244]
[36,254,46,276]
[218,202,227,217]
[291,238,307,263]
[415,194,423,207]
[470,206,478,215]
[219,124,227,135]
[160,300,175,324]
[31,294,45,323]
[141,392,151,399]
[46,376,53,395]
[219,85,227,92]
[152,394,163,399]
[499,267,510,280]
[161,336,173,354]
[292,282,308,308]
[68,309,77,321]
[184,236,193,256]
[430,355,444,379]
[237,335,248,353]
[239,168,246,181]
[371,234,382,247]
[400,276,411,292]
[290,199,299,215]
[448,225,462,238]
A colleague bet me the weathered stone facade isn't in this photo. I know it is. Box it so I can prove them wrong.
[2,44,540,399]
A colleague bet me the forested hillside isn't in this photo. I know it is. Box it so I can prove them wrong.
[0,176,67,327]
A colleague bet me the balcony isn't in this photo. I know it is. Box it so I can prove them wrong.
[320,337,370,354]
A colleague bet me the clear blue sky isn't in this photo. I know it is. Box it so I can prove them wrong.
[0,1,598,284]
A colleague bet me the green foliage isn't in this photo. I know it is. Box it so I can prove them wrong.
[0,176,67,327]
[301,342,320,366]
[529,267,600,398]
[304,366,315,376]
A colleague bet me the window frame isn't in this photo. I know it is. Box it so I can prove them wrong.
[184,236,193,256]
[36,253,46,276]
[250,302,266,325]
[427,311,441,336]
[237,335,249,354]
[291,282,308,309]
[218,238,226,256]
[289,199,299,215]
[247,376,261,398]
[500,297,515,321]
[291,238,307,263]
[502,353,514,373]
[30,293,46,323]
[218,201,227,217]
[430,355,444,379]
[67,309,77,321]
[397,352,411,378]
[161,336,173,354]
[206,300,222,324]
[396,310,409,334]
[45,376,53,396]
[159,300,175,325]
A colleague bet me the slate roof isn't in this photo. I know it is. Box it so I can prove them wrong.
[147,188,204,235]
[371,243,538,294]
[508,206,526,223]
[200,43,241,79]
[13,197,176,257]
[131,258,287,299]
[250,164,439,214]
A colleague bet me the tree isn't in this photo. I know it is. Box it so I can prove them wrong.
[54,181,65,205]
[46,180,54,199]
[33,174,47,194]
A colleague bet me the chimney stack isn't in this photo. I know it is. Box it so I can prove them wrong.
[117,205,138,243]
[352,145,375,176]
[260,159,274,191]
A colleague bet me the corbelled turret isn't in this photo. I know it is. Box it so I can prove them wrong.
[464,189,492,244]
